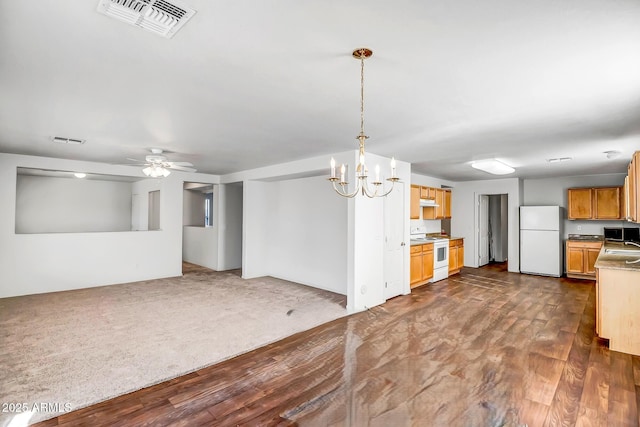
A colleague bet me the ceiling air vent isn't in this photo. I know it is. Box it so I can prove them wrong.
[51,136,86,145]
[97,0,196,39]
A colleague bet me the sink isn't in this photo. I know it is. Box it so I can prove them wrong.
[604,249,640,255]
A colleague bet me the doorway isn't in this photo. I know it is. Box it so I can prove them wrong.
[478,194,508,267]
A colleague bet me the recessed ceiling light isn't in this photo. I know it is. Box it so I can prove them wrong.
[74,172,87,178]
[471,159,515,175]
[547,157,572,163]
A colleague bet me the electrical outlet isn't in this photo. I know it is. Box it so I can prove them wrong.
[577,225,582,231]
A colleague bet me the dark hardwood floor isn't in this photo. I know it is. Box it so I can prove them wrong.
[33,265,640,426]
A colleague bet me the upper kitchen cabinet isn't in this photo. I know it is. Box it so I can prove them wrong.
[444,189,452,219]
[423,188,451,220]
[410,185,420,219]
[624,151,639,222]
[567,187,622,220]
[411,185,453,220]
[594,187,622,219]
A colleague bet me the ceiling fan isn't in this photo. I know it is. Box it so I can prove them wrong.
[125,148,197,177]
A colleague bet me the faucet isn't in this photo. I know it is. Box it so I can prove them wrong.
[623,241,640,263]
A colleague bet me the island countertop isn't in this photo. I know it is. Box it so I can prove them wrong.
[595,241,640,271]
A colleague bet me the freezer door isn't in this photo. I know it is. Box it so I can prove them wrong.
[520,229,562,277]
[520,206,561,231]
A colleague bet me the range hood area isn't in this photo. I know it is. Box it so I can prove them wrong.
[419,199,439,207]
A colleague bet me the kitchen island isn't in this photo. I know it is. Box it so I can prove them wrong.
[594,241,640,356]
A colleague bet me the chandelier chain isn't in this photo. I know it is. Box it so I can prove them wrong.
[360,53,365,136]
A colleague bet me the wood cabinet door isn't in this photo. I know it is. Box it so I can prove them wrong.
[568,188,593,219]
[422,247,434,280]
[623,176,629,221]
[420,186,428,199]
[435,189,445,219]
[457,242,464,269]
[585,248,600,274]
[410,185,420,219]
[444,190,452,219]
[631,153,638,222]
[448,246,457,272]
[595,269,601,335]
[423,206,436,220]
[566,245,586,274]
[594,187,621,219]
[410,252,422,285]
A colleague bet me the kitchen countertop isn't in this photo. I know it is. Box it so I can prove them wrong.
[595,241,640,271]
[410,240,432,246]
[567,234,604,242]
[410,236,463,246]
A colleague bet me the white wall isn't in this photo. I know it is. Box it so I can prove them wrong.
[523,173,632,236]
[183,189,206,226]
[452,178,521,272]
[217,183,243,270]
[131,178,162,231]
[242,180,270,279]
[264,176,348,295]
[0,153,220,298]
[182,226,218,269]
[239,150,410,312]
[15,175,133,233]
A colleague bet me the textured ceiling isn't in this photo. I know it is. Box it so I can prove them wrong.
[1,0,639,181]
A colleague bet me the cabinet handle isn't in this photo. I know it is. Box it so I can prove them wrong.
[401,242,406,246]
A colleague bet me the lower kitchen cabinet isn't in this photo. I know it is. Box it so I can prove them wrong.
[566,240,602,280]
[448,238,464,275]
[410,243,434,289]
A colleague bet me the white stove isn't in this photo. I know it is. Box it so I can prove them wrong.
[410,226,449,282]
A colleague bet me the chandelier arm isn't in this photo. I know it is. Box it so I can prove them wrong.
[332,180,361,198]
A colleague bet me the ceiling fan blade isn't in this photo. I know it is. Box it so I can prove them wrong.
[168,165,197,172]
[168,161,194,167]
[126,157,146,162]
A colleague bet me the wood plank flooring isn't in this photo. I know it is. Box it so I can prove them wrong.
[32,264,640,426]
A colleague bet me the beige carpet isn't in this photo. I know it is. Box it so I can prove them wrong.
[0,264,347,425]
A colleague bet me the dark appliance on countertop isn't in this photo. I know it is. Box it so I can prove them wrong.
[604,227,640,243]
[624,227,640,243]
[604,227,623,242]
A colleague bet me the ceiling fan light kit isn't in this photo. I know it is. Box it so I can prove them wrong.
[143,164,171,177]
[328,48,399,198]
[126,148,196,177]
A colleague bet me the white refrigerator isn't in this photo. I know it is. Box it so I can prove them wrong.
[520,206,563,277]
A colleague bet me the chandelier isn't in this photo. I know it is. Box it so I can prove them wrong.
[329,48,399,198]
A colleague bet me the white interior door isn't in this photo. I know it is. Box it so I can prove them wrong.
[478,195,489,266]
[384,182,404,300]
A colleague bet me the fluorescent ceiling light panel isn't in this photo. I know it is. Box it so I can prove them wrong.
[471,159,515,175]
[547,157,572,163]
